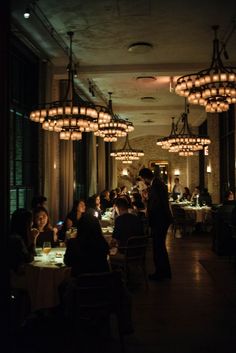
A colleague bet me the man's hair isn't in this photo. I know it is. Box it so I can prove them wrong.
[114,197,129,210]
[139,168,154,180]
[31,195,47,209]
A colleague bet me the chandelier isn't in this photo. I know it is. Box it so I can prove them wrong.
[157,100,211,156]
[110,134,144,164]
[175,25,236,113]
[30,31,111,140]
[94,93,134,142]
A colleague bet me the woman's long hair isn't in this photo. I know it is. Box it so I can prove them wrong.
[10,208,32,247]
[32,206,51,231]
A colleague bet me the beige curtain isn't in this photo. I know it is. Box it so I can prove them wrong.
[109,142,117,190]
[88,133,97,196]
[60,140,74,219]
[97,138,105,193]
[43,131,60,225]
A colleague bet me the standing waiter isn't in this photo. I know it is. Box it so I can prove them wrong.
[139,167,172,281]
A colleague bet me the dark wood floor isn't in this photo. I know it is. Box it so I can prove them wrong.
[12,230,236,353]
[123,230,236,353]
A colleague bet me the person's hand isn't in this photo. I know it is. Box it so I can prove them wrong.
[29,228,39,246]
[141,189,148,200]
[53,227,58,242]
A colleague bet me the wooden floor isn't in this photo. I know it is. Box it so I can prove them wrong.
[13,229,236,353]
[123,230,236,353]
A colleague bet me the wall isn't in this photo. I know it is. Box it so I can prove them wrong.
[115,135,199,193]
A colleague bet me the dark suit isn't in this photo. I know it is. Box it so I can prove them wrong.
[113,213,144,246]
[147,177,172,278]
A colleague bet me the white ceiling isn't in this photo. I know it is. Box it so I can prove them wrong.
[11,0,236,138]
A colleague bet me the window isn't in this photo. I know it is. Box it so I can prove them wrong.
[9,35,40,214]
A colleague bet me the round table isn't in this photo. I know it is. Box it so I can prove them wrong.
[25,248,71,311]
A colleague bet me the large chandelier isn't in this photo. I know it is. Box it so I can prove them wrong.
[30,32,111,140]
[110,134,144,164]
[175,25,236,113]
[157,100,211,156]
[94,93,134,142]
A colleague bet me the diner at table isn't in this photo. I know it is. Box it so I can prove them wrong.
[170,197,213,235]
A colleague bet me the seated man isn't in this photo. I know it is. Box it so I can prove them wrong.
[112,197,144,247]
[199,187,212,206]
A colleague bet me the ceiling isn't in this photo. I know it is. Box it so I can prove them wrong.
[11,0,236,138]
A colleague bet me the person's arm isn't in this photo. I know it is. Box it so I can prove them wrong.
[66,217,73,229]
[64,239,75,266]
[112,218,121,243]
[53,227,58,242]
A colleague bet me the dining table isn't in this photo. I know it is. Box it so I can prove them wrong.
[100,209,114,227]
[25,247,71,312]
[182,205,212,223]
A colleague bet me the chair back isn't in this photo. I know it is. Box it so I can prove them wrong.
[171,205,186,222]
[63,271,125,351]
[125,236,149,262]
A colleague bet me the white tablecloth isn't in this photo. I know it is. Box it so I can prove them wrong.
[183,206,212,223]
[25,248,71,311]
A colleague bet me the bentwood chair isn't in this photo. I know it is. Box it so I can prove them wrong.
[63,271,126,353]
[171,205,195,237]
[113,236,149,290]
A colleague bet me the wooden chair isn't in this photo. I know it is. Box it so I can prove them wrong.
[171,205,195,237]
[63,271,126,352]
[114,236,149,289]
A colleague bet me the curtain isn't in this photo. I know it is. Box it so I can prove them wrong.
[43,131,60,225]
[60,140,74,219]
[97,138,105,193]
[87,133,97,196]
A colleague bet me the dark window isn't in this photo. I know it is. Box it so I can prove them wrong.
[9,36,40,214]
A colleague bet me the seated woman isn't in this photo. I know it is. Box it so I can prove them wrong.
[181,187,191,201]
[86,194,102,220]
[64,213,110,276]
[223,190,236,205]
[32,206,58,248]
[190,186,200,205]
[100,190,112,212]
[62,213,133,335]
[9,209,38,289]
[199,187,212,206]
[59,199,86,241]
[9,209,35,272]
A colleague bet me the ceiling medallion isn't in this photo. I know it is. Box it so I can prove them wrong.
[128,42,153,54]
[136,76,157,83]
[140,96,156,101]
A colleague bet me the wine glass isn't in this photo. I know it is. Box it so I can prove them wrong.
[42,241,51,261]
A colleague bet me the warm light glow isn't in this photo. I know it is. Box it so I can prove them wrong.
[29,32,111,141]
[110,134,144,163]
[207,165,212,173]
[156,103,211,157]
[122,168,129,175]
[175,26,236,113]
[174,169,180,176]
